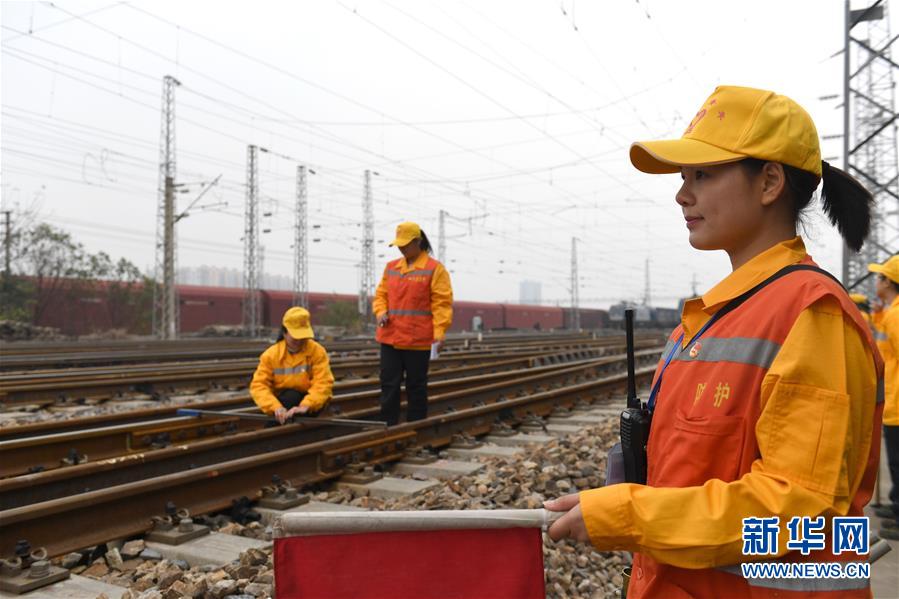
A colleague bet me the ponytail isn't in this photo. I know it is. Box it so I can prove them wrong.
[419,230,432,253]
[741,158,873,252]
[820,162,873,252]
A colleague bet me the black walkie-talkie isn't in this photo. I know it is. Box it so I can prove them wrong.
[620,309,651,484]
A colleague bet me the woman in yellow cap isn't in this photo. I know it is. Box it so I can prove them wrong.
[250,307,335,425]
[849,292,872,326]
[545,86,883,599]
[373,222,453,425]
[869,255,899,539]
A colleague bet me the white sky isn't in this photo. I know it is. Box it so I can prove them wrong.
[1,0,894,308]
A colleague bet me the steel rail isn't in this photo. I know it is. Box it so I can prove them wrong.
[0,332,660,370]
[0,344,645,443]
[0,365,655,558]
[0,349,662,487]
[0,339,662,406]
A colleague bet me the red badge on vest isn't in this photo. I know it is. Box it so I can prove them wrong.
[689,342,701,359]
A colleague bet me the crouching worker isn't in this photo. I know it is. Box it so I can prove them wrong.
[250,307,335,425]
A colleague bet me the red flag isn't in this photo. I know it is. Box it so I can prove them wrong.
[274,509,551,599]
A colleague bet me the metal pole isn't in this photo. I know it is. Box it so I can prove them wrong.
[842,0,853,284]
[571,237,580,331]
[153,75,180,339]
[841,1,898,289]
[293,165,309,308]
[243,145,260,336]
[438,209,446,264]
[163,175,176,339]
[2,210,11,283]
[359,170,374,318]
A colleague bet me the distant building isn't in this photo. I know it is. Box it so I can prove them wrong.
[519,280,542,304]
[177,265,292,290]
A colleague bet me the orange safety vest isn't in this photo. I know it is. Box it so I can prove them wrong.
[375,257,438,348]
[630,260,884,598]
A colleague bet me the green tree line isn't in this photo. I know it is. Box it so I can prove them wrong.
[1,221,153,335]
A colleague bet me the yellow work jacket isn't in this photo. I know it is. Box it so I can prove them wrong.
[873,296,899,425]
[579,238,881,593]
[249,339,334,414]
[373,251,453,350]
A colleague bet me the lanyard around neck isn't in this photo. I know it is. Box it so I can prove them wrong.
[647,316,716,412]
[644,263,842,413]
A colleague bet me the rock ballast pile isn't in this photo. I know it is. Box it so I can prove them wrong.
[0,320,61,341]
[80,414,628,598]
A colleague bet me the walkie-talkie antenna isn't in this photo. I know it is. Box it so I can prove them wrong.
[625,309,638,409]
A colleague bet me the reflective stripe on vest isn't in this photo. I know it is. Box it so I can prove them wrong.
[874,330,888,342]
[386,269,435,278]
[673,336,782,369]
[273,365,308,375]
[660,338,677,360]
[716,565,870,591]
[388,309,432,317]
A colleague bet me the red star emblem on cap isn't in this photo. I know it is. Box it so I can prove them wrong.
[717,111,725,120]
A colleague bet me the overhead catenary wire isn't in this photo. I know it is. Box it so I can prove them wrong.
[2,2,702,305]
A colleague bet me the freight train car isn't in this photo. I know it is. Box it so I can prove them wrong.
[452,301,504,332]
[608,302,681,329]
[502,304,564,331]
[608,302,652,326]
[651,307,680,329]
[562,307,609,330]
[36,281,606,336]
[36,291,115,335]
[261,290,359,329]
[178,285,245,332]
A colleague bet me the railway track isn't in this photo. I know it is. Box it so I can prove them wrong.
[1,354,658,558]
[0,347,661,478]
[0,331,616,370]
[0,336,663,406]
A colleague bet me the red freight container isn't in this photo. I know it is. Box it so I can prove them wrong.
[451,301,504,332]
[502,304,564,330]
[177,285,244,332]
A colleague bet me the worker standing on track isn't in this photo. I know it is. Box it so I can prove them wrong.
[546,86,884,598]
[869,256,899,540]
[250,307,335,425]
[373,222,453,426]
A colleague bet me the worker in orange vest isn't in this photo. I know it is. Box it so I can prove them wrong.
[868,256,899,540]
[373,222,453,425]
[546,86,883,598]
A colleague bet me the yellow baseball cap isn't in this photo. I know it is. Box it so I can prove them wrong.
[630,85,822,178]
[282,307,314,340]
[389,221,421,247]
[868,255,899,284]
[849,293,869,305]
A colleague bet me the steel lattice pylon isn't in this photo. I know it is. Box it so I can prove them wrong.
[152,75,180,339]
[571,237,580,331]
[243,145,261,336]
[359,170,375,318]
[842,0,899,291]
[438,209,446,264]
[293,165,309,309]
